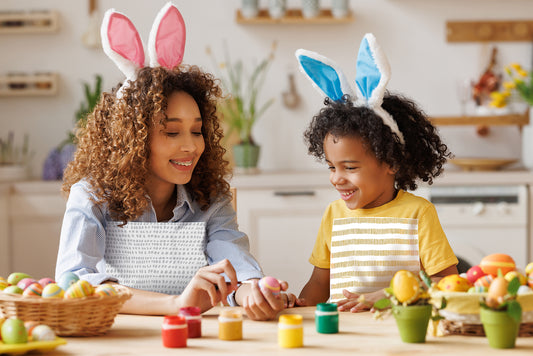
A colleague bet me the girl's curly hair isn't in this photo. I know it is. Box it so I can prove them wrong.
[303,93,452,191]
[62,65,230,223]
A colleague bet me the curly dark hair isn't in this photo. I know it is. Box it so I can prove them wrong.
[62,65,231,223]
[303,93,452,191]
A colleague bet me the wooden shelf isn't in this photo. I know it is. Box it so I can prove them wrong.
[446,20,533,42]
[0,73,59,96]
[429,111,530,126]
[236,9,354,25]
[0,10,59,34]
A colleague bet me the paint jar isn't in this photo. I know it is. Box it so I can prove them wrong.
[162,315,187,348]
[315,303,339,333]
[179,306,202,338]
[218,309,243,341]
[278,314,303,348]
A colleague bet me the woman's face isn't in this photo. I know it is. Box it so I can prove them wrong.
[147,91,205,191]
[324,133,396,210]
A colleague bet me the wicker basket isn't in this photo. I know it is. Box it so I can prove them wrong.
[0,285,132,336]
[441,319,533,337]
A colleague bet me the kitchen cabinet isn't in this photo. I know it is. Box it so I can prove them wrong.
[235,9,354,25]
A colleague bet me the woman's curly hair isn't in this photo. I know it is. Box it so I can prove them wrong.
[62,65,230,223]
[303,93,452,191]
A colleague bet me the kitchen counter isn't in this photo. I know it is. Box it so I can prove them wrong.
[54,307,533,355]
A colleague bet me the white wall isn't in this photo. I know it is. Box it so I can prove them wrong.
[1,0,533,178]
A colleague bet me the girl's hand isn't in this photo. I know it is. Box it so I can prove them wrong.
[337,289,385,313]
[179,259,238,312]
[241,279,285,321]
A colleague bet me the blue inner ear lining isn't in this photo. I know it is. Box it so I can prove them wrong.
[355,40,382,100]
[299,55,344,102]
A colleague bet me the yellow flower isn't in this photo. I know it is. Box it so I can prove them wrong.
[510,63,523,71]
[503,81,516,90]
[518,69,528,77]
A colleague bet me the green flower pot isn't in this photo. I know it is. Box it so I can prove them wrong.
[480,308,520,349]
[232,144,260,169]
[392,304,432,343]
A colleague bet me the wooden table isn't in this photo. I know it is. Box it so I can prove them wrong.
[54,307,533,355]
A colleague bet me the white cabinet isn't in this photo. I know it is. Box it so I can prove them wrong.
[232,171,337,295]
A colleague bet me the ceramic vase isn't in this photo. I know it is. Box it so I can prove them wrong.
[392,304,432,343]
[241,0,259,18]
[480,308,520,349]
[268,0,286,19]
[301,0,320,18]
[332,0,349,18]
[233,144,260,173]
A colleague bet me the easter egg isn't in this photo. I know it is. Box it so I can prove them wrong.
[17,278,37,291]
[525,262,533,275]
[474,274,494,288]
[64,280,94,299]
[1,318,27,344]
[467,285,487,293]
[7,272,31,286]
[486,276,509,308]
[258,276,280,296]
[0,277,9,290]
[505,271,526,285]
[528,272,533,288]
[480,253,516,277]
[391,270,420,304]
[38,278,55,288]
[436,274,472,292]
[24,321,39,337]
[57,272,79,291]
[517,285,533,295]
[22,283,43,297]
[41,283,64,299]
[3,286,23,295]
[466,265,486,284]
[31,325,55,342]
[94,284,118,297]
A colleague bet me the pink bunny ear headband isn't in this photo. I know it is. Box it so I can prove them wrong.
[295,33,404,144]
[101,2,186,98]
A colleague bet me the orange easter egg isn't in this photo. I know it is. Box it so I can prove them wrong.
[475,274,494,287]
[480,253,516,277]
[528,272,533,288]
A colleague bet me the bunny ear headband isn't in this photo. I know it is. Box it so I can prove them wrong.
[101,2,186,98]
[295,33,404,144]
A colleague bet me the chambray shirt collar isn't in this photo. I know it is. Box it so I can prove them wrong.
[145,184,195,222]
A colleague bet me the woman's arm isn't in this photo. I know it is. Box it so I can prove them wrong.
[298,266,330,306]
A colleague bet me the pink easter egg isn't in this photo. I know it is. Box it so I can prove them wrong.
[38,278,55,288]
[17,278,37,291]
[258,276,280,296]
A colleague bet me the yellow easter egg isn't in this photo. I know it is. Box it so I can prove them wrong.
[391,270,420,304]
[64,280,94,299]
[525,262,533,276]
[94,284,118,297]
[505,271,526,285]
[436,274,472,292]
[0,277,8,291]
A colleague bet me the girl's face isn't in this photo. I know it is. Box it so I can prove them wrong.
[147,91,205,191]
[324,133,396,210]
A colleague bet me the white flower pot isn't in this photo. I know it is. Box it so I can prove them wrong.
[0,164,28,182]
[269,0,286,19]
[302,0,320,18]
[241,0,259,18]
[332,0,349,18]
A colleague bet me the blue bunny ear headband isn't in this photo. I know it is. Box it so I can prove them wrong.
[295,33,404,144]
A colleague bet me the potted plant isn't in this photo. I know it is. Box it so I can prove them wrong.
[0,132,32,182]
[373,270,446,343]
[479,271,522,349]
[43,75,102,180]
[207,42,275,173]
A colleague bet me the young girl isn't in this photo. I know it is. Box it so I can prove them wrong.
[55,3,293,321]
[294,34,458,312]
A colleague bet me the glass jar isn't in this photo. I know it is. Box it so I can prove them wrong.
[218,309,243,340]
[179,306,202,338]
[162,315,187,348]
[278,314,303,348]
[315,303,339,333]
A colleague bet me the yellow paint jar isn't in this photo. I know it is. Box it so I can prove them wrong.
[278,314,303,348]
[218,309,243,341]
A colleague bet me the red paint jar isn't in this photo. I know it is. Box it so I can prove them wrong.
[162,315,187,348]
[179,306,202,338]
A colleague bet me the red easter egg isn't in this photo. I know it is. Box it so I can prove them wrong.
[466,265,486,284]
[479,253,516,277]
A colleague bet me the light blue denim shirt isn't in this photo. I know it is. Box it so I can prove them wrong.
[55,180,263,289]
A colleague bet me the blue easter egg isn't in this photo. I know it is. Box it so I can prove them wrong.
[57,272,79,291]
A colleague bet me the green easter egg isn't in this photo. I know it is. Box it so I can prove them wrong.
[1,318,28,344]
[7,273,31,286]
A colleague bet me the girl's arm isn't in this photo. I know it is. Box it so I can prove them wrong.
[298,266,330,306]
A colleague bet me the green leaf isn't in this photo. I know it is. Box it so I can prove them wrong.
[507,277,520,296]
[373,298,391,310]
[506,300,522,323]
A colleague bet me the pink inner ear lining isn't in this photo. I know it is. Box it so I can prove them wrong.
[155,7,186,69]
[108,13,145,68]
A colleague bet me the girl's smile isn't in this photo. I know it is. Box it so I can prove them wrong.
[324,133,396,210]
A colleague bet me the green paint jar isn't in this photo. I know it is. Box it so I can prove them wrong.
[315,303,339,334]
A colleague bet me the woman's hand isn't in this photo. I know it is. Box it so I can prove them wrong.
[179,259,238,312]
[336,289,386,313]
